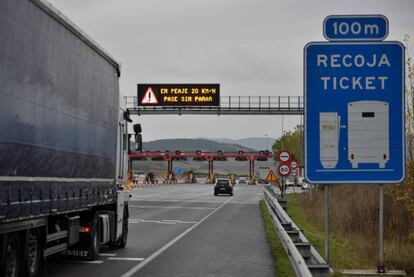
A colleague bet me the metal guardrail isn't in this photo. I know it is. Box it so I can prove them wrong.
[264,186,330,277]
[125,96,303,115]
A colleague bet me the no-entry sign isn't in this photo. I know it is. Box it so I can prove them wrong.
[278,150,291,163]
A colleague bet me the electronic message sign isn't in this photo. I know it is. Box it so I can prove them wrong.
[137,84,220,106]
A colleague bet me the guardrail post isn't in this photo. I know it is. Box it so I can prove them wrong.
[324,185,330,264]
[268,96,271,110]
[278,96,280,110]
[378,184,385,273]
[259,96,261,109]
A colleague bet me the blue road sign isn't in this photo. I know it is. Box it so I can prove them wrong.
[304,42,405,184]
[324,15,388,41]
[173,167,185,174]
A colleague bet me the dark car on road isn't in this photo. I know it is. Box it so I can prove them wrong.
[214,179,233,196]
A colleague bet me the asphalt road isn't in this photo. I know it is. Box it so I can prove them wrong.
[45,183,276,277]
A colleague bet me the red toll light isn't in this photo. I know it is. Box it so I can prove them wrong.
[80,226,91,233]
[383,154,387,160]
[350,154,354,160]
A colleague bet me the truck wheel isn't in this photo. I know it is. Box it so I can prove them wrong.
[88,213,101,260]
[25,230,41,277]
[1,234,21,277]
[111,208,128,248]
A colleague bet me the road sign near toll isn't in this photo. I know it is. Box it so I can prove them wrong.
[278,150,291,163]
[324,15,388,41]
[291,169,298,177]
[290,161,298,168]
[304,15,405,184]
[265,170,278,182]
[138,84,220,106]
[278,164,291,177]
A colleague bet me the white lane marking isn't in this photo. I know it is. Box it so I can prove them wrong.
[99,253,117,257]
[129,205,215,210]
[130,199,224,204]
[108,257,145,261]
[316,169,394,172]
[71,260,104,264]
[0,176,113,182]
[121,197,232,277]
[129,219,175,224]
[129,219,197,224]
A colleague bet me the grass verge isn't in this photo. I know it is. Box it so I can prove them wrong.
[286,193,374,274]
[260,200,295,277]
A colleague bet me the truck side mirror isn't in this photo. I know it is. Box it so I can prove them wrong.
[123,110,132,123]
[128,134,132,154]
[135,134,142,152]
[133,124,142,134]
[133,123,142,152]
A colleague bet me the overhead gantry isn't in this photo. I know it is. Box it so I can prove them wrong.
[125,96,303,116]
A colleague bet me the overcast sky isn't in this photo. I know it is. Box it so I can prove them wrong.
[49,0,414,142]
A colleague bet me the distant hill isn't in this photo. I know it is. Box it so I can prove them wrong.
[204,137,276,151]
[141,138,254,152]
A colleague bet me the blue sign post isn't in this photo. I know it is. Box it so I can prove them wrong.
[304,16,405,184]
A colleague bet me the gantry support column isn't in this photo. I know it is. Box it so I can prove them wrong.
[207,157,214,183]
[209,160,214,183]
[165,158,173,183]
[249,159,256,184]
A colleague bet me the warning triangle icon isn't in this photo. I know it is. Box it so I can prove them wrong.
[265,170,278,182]
[141,87,159,104]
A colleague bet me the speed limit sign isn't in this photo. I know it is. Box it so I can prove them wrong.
[277,163,291,177]
[291,168,298,177]
[290,161,298,168]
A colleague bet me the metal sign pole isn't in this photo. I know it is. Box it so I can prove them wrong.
[378,184,385,273]
[324,184,330,264]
